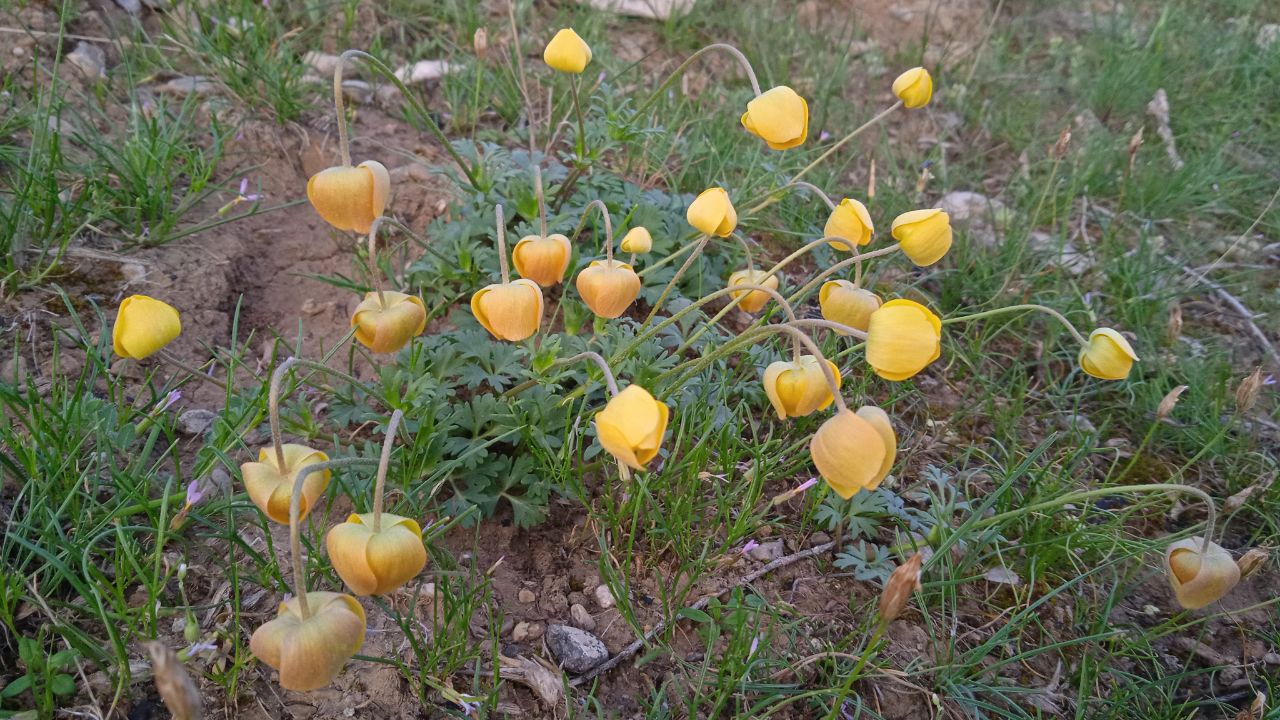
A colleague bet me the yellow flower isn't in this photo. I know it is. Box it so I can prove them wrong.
[543,28,592,73]
[892,67,933,109]
[1165,537,1241,610]
[1078,328,1139,380]
[306,161,390,234]
[595,385,669,471]
[471,279,544,341]
[741,86,809,150]
[240,444,331,524]
[512,233,573,287]
[351,292,426,354]
[891,209,952,266]
[687,187,737,237]
[824,198,874,250]
[249,592,366,691]
[866,299,942,381]
[810,406,896,499]
[326,513,428,597]
[728,269,779,314]
[762,355,841,419]
[619,227,653,254]
[819,281,881,333]
[575,259,641,319]
[112,295,181,360]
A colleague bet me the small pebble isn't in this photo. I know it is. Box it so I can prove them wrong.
[512,621,531,642]
[177,409,217,436]
[518,589,536,604]
[570,603,596,632]
[594,584,615,609]
[749,539,784,563]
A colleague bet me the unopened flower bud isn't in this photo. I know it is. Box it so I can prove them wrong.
[1164,536,1240,610]
[727,269,778,314]
[1236,547,1269,579]
[1166,303,1182,344]
[891,67,932,109]
[1155,385,1188,422]
[1236,368,1264,414]
[473,28,488,59]
[307,161,390,234]
[878,552,924,623]
[576,259,641,318]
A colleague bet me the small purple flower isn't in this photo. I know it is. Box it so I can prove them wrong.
[748,633,761,658]
[460,700,480,717]
[819,130,832,142]
[185,480,205,507]
[238,178,262,202]
[795,478,817,493]
[1263,375,1276,386]
[156,389,182,413]
[741,539,759,555]
[185,640,218,655]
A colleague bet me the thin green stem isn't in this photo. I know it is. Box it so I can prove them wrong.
[729,231,756,270]
[289,457,379,619]
[495,204,510,283]
[571,74,588,160]
[534,164,548,238]
[941,303,1088,345]
[790,181,838,211]
[578,199,615,262]
[371,409,404,532]
[638,233,700,278]
[825,621,887,719]
[556,352,620,396]
[155,350,228,393]
[367,216,388,309]
[787,246,900,306]
[641,234,710,327]
[637,43,762,115]
[790,318,868,340]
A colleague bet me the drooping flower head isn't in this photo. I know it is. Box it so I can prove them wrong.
[249,592,366,691]
[892,67,933,109]
[307,161,390,234]
[594,385,669,471]
[824,198,874,250]
[1164,537,1241,610]
[727,269,779,314]
[327,514,428,597]
[1078,328,1139,380]
[619,227,653,254]
[865,299,942,381]
[113,295,182,360]
[819,281,881,334]
[240,444,331,524]
[891,209,952,266]
[762,355,841,419]
[351,292,426,353]
[513,233,573,287]
[810,406,896,498]
[471,279,544,341]
[576,260,641,319]
[741,86,809,150]
[687,188,737,237]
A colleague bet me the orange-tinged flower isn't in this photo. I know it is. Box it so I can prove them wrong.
[576,259,641,319]
[866,299,942,381]
[306,161,390,234]
[594,385,669,471]
[471,279,544,341]
[728,269,779,314]
[250,592,366,691]
[619,227,653,254]
[824,198,874,250]
[512,233,573,287]
[891,209,952,266]
[687,188,737,237]
[113,295,181,360]
[1165,537,1241,610]
[810,406,896,499]
[241,444,331,524]
[741,86,809,150]
[1078,328,1139,380]
[819,281,881,333]
[326,513,427,596]
[543,28,592,73]
[892,67,933,109]
[351,292,426,353]
[762,355,841,419]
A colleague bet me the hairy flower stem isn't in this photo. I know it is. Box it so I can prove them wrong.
[333,49,481,190]
[729,231,756,270]
[534,165,548,238]
[555,352,620,396]
[155,350,228,393]
[288,457,378,619]
[371,409,405,532]
[367,217,389,309]
[941,303,1088,345]
[641,234,710,327]
[638,233,701,278]
[571,74,588,161]
[637,43,762,115]
[268,357,300,471]
[575,200,615,262]
[494,204,511,283]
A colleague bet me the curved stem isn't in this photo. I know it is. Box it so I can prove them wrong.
[288,457,380,619]
[333,52,354,167]
[941,303,1088,345]
[729,231,756,270]
[534,164,548,238]
[642,234,710,327]
[746,102,902,215]
[790,181,838,211]
[577,199,615,262]
[336,50,481,191]
[555,352,620,396]
[638,42,762,114]
[367,216,389,309]
[786,247,901,305]
[154,350,229,393]
[371,409,405,532]
[494,204,510,283]
[765,324,845,411]
[790,317,869,340]
[973,483,1217,554]
[638,233,701,278]
[269,357,299,472]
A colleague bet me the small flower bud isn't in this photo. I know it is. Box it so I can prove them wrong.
[576,260,641,319]
[473,27,488,59]
[1155,385,1188,422]
[543,28,591,74]
[727,269,778,314]
[878,552,924,623]
[761,355,840,419]
[1236,547,1269,579]
[1078,328,1139,381]
[1052,127,1072,160]
[891,67,932,109]
[1166,303,1182,344]
[1236,368,1264,414]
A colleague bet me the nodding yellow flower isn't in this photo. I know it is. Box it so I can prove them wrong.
[576,259,641,319]
[512,233,573,287]
[594,385,669,471]
[762,355,841,419]
[112,295,181,360]
[728,269,779,314]
[543,28,592,73]
[741,86,809,150]
[351,292,426,354]
[306,161,390,234]
[810,406,896,499]
[249,592,366,691]
[819,281,881,333]
[866,299,942,381]
[241,444,331,524]
[1078,328,1139,380]
[824,198,874,250]
[326,513,427,597]
[1165,537,1241,610]
[471,279,544,341]
[891,209,952,266]
[619,227,653,254]
[892,67,933,109]
[687,187,738,237]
